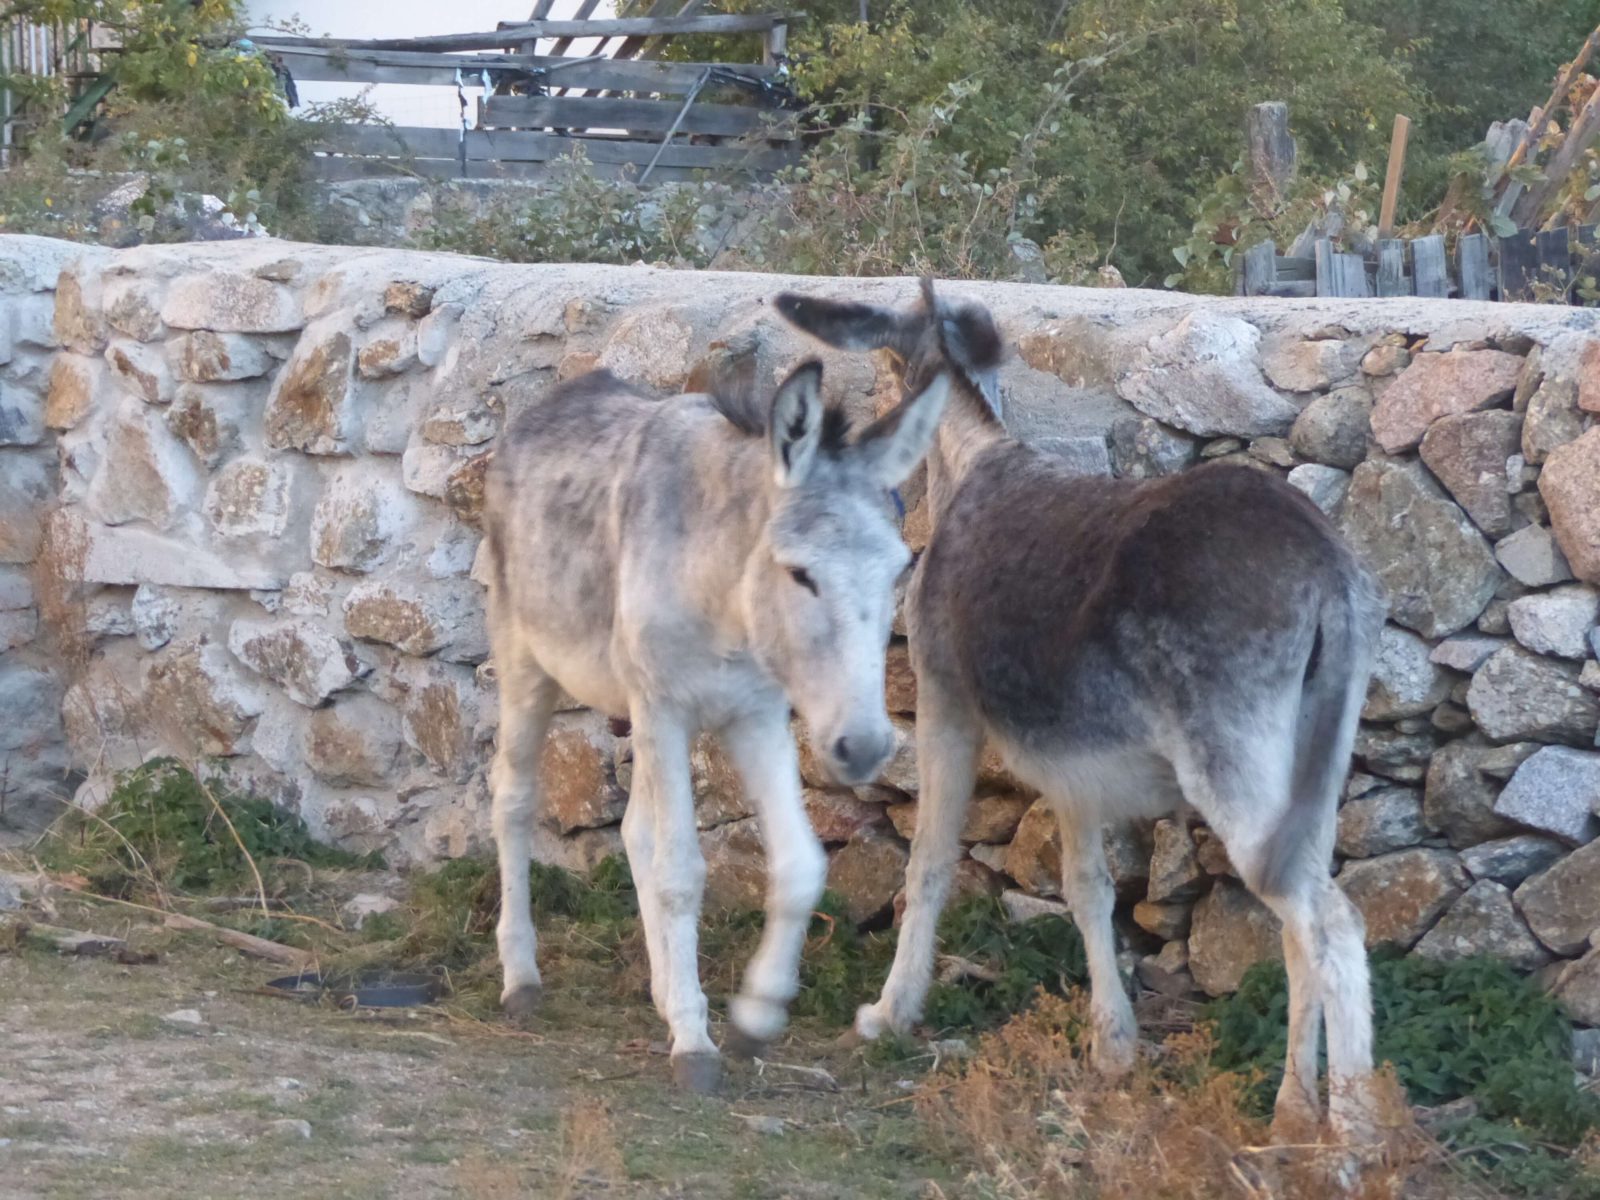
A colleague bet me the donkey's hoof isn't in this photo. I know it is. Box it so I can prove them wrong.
[723,1025,768,1061]
[501,983,544,1024]
[671,1051,723,1094]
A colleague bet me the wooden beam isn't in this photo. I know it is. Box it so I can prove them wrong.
[254,15,791,55]
[270,47,777,91]
[315,122,797,170]
[1245,101,1296,203]
[546,0,605,63]
[481,94,792,139]
[310,154,717,186]
[1377,114,1411,238]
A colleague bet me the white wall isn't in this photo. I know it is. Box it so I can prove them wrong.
[244,2,616,128]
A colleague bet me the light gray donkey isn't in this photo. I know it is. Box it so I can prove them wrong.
[777,281,1387,1142]
[481,356,949,1092]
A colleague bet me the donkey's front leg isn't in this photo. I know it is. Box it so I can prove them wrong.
[720,704,827,1056]
[858,679,982,1040]
[632,705,720,1091]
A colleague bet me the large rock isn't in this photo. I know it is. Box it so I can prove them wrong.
[1492,746,1600,845]
[1003,800,1061,897]
[311,465,419,574]
[104,338,175,405]
[380,658,485,782]
[227,617,366,708]
[828,826,910,925]
[305,694,406,786]
[1460,834,1567,888]
[1541,428,1600,583]
[1115,312,1302,437]
[85,403,201,529]
[1338,848,1468,951]
[166,381,258,469]
[264,328,356,454]
[1107,416,1197,478]
[1288,386,1372,469]
[1468,646,1598,745]
[1188,881,1282,996]
[342,579,488,664]
[53,267,107,353]
[1364,625,1451,720]
[1430,634,1508,673]
[1368,348,1523,453]
[1507,585,1599,660]
[44,353,102,431]
[540,717,628,834]
[886,792,1030,846]
[161,272,304,333]
[143,638,264,755]
[805,789,889,844]
[1262,338,1362,394]
[169,330,278,382]
[1423,738,1535,847]
[204,456,301,541]
[1355,726,1438,782]
[73,515,284,590]
[1285,464,1350,516]
[700,818,768,915]
[1413,880,1552,971]
[1146,819,1205,904]
[1549,947,1600,1026]
[600,308,694,392]
[1336,787,1426,858]
[1495,524,1574,588]
[1522,379,1585,465]
[1515,839,1600,955]
[1339,459,1501,638]
[1417,410,1522,537]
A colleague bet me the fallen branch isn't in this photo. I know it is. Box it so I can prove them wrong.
[162,911,313,967]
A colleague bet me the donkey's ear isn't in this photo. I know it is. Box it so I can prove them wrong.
[774,292,917,354]
[768,360,826,487]
[931,296,1005,421]
[851,372,950,488]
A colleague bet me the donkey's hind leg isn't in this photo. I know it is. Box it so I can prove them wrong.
[1053,798,1137,1075]
[720,701,826,1055]
[857,676,981,1040]
[491,648,560,1020]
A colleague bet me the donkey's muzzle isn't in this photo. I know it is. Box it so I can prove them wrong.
[824,728,895,787]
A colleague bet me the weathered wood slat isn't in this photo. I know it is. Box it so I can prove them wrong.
[1274,255,1315,282]
[1498,228,1540,300]
[310,154,711,185]
[1458,233,1491,300]
[1314,239,1335,297]
[1377,239,1409,296]
[1240,240,1276,295]
[269,47,777,91]
[1332,251,1371,297]
[1245,102,1296,201]
[1538,226,1572,295]
[256,15,790,54]
[1412,234,1449,298]
[481,94,792,139]
[315,123,796,170]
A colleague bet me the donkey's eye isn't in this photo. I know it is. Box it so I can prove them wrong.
[788,566,819,595]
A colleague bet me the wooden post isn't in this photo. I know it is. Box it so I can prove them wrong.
[1240,240,1277,296]
[1378,114,1411,238]
[764,18,788,67]
[1377,239,1409,296]
[1246,102,1296,203]
[1412,235,1449,298]
[1458,233,1491,300]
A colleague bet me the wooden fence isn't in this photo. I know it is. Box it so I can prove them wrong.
[1,16,95,165]
[1241,226,1600,303]
[255,10,800,185]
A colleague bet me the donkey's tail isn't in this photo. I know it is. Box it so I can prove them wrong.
[1256,564,1384,899]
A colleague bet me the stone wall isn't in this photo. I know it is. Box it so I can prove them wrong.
[2,234,1598,1018]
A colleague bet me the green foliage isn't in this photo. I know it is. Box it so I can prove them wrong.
[1206,953,1600,1194]
[45,757,377,896]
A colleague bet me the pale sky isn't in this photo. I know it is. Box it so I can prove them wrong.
[244,2,618,127]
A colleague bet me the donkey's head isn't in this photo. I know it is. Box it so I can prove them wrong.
[774,279,1006,425]
[733,359,949,785]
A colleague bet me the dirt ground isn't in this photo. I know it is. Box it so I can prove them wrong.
[0,931,961,1200]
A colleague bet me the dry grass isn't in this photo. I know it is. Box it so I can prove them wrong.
[915,992,1499,1200]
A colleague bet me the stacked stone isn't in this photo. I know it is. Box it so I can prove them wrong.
[3,234,1598,1022]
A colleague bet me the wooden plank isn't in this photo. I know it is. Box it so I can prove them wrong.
[1412,234,1449,298]
[764,18,788,66]
[270,47,777,91]
[606,0,693,68]
[481,94,792,139]
[255,15,790,55]
[1333,252,1371,297]
[1240,240,1276,296]
[1378,114,1411,238]
[1262,280,1317,299]
[1538,226,1572,296]
[315,123,797,171]
[1245,101,1296,201]
[1498,228,1540,300]
[1377,239,1409,296]
[1314,238,1335,297]
[547,0,605,64]
[1458,233,1491,300]
[1273,255,1315,282]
